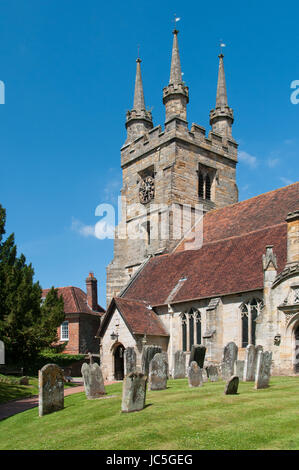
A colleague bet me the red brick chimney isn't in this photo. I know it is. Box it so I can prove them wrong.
[86,272,98,311]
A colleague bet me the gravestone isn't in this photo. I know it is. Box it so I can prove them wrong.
[188,361,203,387]
[124,347,137,375]
[189,344,206,368]
[222,342,238,379]
[141,345,162,376]
[207,364,219,382]
[234,360,245,380]
[224,375,239,395]
[201,368,208,383]
[0,340,4,365]
[39,364,64,417]
[255,350,272,389]
[81,362,106,399]
[148,353,168,390]
[243,344,256,381]
[253,345,263,380]
[121,372,147,412]
[173,351,186,379]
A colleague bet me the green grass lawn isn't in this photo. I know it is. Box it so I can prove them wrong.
[0,374,79,404]
[0,376,299,450]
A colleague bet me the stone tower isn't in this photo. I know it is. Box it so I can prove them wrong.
[106,31,239,306]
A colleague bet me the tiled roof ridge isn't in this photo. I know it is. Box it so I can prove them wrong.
[71,286,81,312]
[204,182,298,217]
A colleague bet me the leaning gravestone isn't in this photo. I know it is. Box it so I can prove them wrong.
[0,340,4,365]
[224,375,239,395]
[243,344,256,381]
[124,347,137,375]
[207,364,219,382]
[221,342,238,380]
[141,345,162,376]
[173,350,186,379]
[148,353,168,390]
[188,361,203,387]
[255,350,272,389]
[121,372,147,413]
[39,364,64,417]
[81,362,106,399]
[189,344,206,368]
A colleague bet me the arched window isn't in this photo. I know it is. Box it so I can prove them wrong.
[205,175,211,200]
[180,313,187,352]
[189,311,194,349]
[195,311,202,344]
[198,172,204,198]
[240,298,263,347]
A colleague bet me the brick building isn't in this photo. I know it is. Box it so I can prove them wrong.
[43,273,105,355]
[98,29,299,380]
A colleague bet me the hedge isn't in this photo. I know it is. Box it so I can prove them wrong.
[25,352,86,376]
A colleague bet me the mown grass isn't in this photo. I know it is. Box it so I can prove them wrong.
[0,375,78,404]
[0,377,299,450]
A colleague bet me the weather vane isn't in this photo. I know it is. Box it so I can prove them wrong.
[173,14,181,30]
[219,39,226,55]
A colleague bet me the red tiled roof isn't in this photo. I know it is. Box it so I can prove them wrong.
[176,182,299,250]
[123,224,287,306]
[42,286,105,316]
[123,183,298,306]
[99,297,169,337]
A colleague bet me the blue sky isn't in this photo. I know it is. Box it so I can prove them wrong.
[0,0,298,307]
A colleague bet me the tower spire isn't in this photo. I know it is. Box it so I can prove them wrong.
[210,52,234,138]
[163,29,189,123]
[169,29,182,85]
[125,57,153,144]
[133,58,145,111]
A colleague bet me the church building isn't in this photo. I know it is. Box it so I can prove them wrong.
[98,29,299,381]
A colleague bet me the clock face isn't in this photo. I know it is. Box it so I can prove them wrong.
[139,176,155,204]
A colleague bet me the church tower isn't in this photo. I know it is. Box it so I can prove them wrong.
[106,31,239,306]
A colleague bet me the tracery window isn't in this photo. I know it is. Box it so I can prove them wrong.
[240,298,263,347]
[180,313,187,352]
[181,309,202,351]
[198,166,214,201]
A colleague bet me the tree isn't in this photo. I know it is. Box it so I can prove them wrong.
[0,204,65,366]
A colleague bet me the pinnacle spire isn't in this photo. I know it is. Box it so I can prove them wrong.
[169,30,182,85]
[215,53,228,108]
[133,58,146,111]
[209,52,234,138]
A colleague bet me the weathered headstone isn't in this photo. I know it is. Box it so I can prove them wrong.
[224,375,239,395]
[207,364,219,382]
[253,345,263,379]
[188,361,203,387]
[121,372,147,413]
[141,345,162,376]
[234,360,245,380]
[81,362,106,399]
[148,353,168,390]
[173,350,186,379]
[39,364,64,417]
[124,347,137,375]
[220,362,232,381]
[201,368,208,382]
[243,344,256,381]
[189,344,206,368]
[222,342,238,379]
[255,350,272,389]
[0,340,4,365]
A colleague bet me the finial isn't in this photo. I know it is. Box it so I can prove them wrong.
[137,44,141,62]
[173,13,180,33]
[219,39,226,57]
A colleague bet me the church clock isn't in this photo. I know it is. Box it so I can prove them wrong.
[139,176,155,204]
